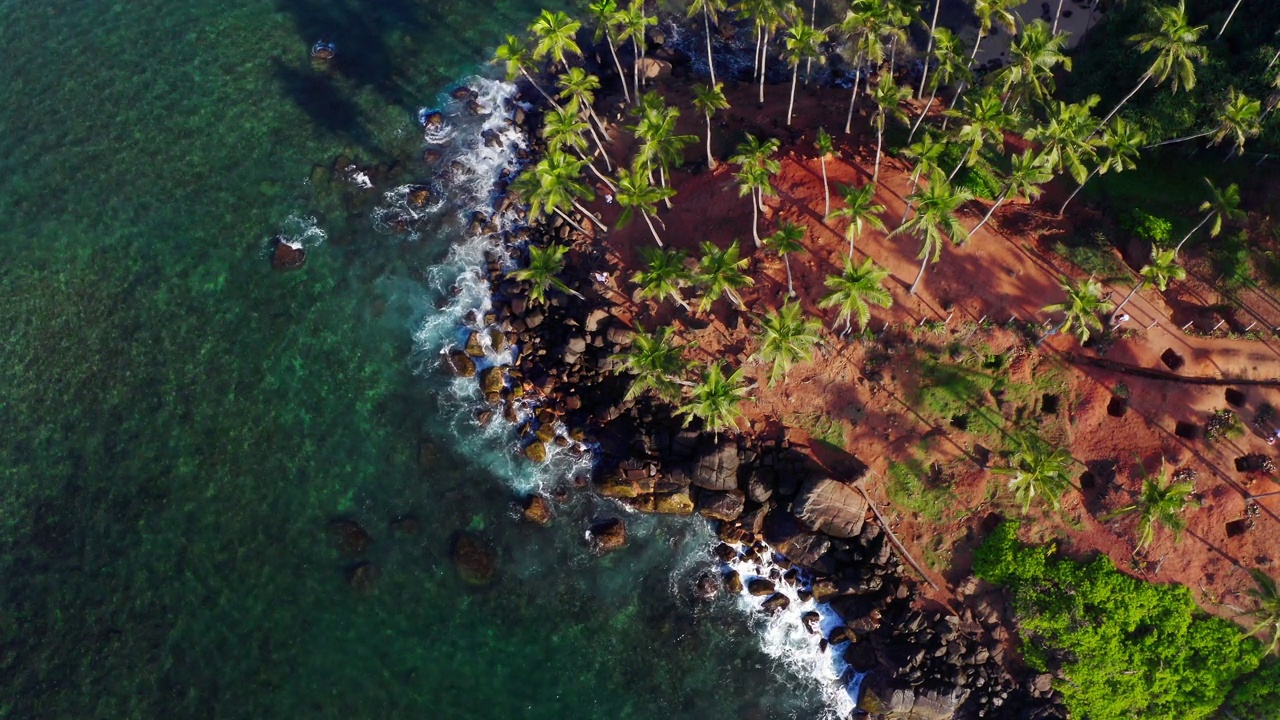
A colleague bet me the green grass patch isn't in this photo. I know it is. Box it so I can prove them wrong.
[786,411,845,450]
[885,459,954,523]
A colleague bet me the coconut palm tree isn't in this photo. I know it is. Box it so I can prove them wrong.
[543,101,615,190]
[1111,247,1185,321]
[1025,97,1100,186]
[731,133,782,174]
[696,239,754,312]
[917,0,943,99]
[870,72,911,184]
[493,35,559,107]
[893,171,972,294]
[688,0,728,85]
[587,0,632,104]
[735,165,773,248]
[813,127,836,217]
[1243,568,1280,655]
[995,432,1074,513]
[784,22,827,126]
[617,0,656,101]
[511,150,606,233]
[615,162,675,246]
[901,132,946,223]
[631,94,696,203]
[966,150,1053,240]
[529,10,582,72]
[677,361,748,435]
[838,0,888,134]
[633,247,694,310]
[948,0,1019,121]
[1040,275,1114,346]
[1210,88,1263,156]
[907,27,969,144]
[1100,0,1208,126]
[1059,117,1145,215]
[557,69,612,168]
[764,220,806,297]
[509,243,581,303]
[755,300,823,385]
[1107,458,1198,551]
[830,182,887,259]
[1175,178,1244,251]
[998,19,1071,110]
[614,327,688,401]
[945,86,1013,181]
[819,256,893,333]
[692,82,730,169]
[1218,0,1244,40]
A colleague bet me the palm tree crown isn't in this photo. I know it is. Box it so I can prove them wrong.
[1131,0,1207,93]
[1041,275,1114,345]
[632,247,694,309]
[692,82,730,169]
[509,243,578,303]
[819,256,894,333]
[996,432,1074,513]
[529,10,582,69]
[830,182,887,258]
[999,19,1071,108]
[696,239,754,312]
[894,170,973,293]
[1244,569,1280,655]
[764,219,806,297]
[755,300,824,386]
[1210,88,1262,155]
[677,361,749,434]
[613,327,689,401]
[1107,458,1198,551]
[1027,96,1101,185]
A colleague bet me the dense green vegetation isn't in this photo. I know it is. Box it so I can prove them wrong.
[975,522,1268,720]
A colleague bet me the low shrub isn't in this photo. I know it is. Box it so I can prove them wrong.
[1120,208,1174,246]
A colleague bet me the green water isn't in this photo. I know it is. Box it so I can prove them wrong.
[0,1,824,717]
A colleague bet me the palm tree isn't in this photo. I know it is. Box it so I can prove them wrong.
[731,133,782,174]
[870,72,911,184]
[813,128,836,218]
[615,161,675,246]
[735,165,773,247]
[764,220,806,297]
[1243,568,1280,655]
[966,150,1052,240]
[785,22,827,126]
[1059,118,1145,215]
[587,0,632,104]
[998,19,1071,110]
[1107,458,1198,551]
[529,10,582,73]
[830,182,887,259]
[493,35,558,107]
[692,82,730,170]
[949,0,1019,115]
[1027,98,1100,186]
[1210,88,1262,156]
[543,101,615,189]
[696,239,754,312]
[614,327,688,401]
[617,0,656,101]
[677,361,748,435]
[633,247,694,310]
[509,243,581,303]
[687,0,728,85]
[1111,247,1185,321]
[755,300,823,385]
[1218,0,1244,40]
[557,69,611,168]
[901,132,946,223]
[907,27,969,144]
[838,0,888,134]
[511,150,606,234]
[893,171,972,294]
[631,93,696,203]
[995,432,1074,513]
[1100,0,1208,126]
[819,256,893,333]
[1039,275,1113,346]
[945,86,1013,181]
[1175,179,1244,251]
[917,0,943,99]
[749,0,790,105]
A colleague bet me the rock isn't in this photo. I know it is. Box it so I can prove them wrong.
[345,561,379,594]
[588,517,627,555]
[792,479,869,538]
[746,467,776,503]
[465,331,486,357]
[525,309,545,329]
[450,532,497,586]
[585,307,611,332]
[761,593,790,613]
[1031,673,1054,696]
[801,611,821,634]
[606,325,634,345]
[445,350,476,378]
[747,578,776,596]
[692,441,740,491]
[724,570,744,594]
[450,86,475,100]
[271,237,306,270]
[389,515,421,536]
[487,328,507,353]
[329,519,372,556]
[421,111,445,129]
[480,365,507,394]
[524,441,548,463]
[694,572,720,602]
[713,542,739,563]
[697,490,745,521]
[566,336,587,354]
[811,579,840,603]
[521,494,554,526]
[653,490,695,515]
[763,509,831,570]
[828,625,857,645]
[407,185,433,207]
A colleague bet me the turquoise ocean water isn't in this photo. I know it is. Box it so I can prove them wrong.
[0,1,833,717]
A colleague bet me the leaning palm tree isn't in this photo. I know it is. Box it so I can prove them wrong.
[917,0,944,99]
[830,182,887,259]
[966,150,1053,240]
[617,0,656,101]
[509,243,581,303]
[1209,88,1263,156]
[587,0,632,103]
[995,432,1074,513]
[870,72,911,184]
[764,220,806,297]
[542,101,615,189]
[1175,179,1244,252]
[1100,0,1208,126]
[529,10,582,72]
[819,256,893,334]
[1104,458,1198,552]
[511,150,606,233]
[677,361,748,435]
[755,300,824,385]
[614,162,675,246]
[631,94,695,201]
[692,82,730,169]
[892,171,972,294]
[945,86,1013,181]
[696,239,754,312]
[784,22,827,126]
[493,35,559,107]
[1039,275,1114,346]
[1026,96,1101,187]
[734,164,774,248]
[998,19,1071,110]
[1111,247,1185,321]
[907,27,969,144]
[633,247,694,310]
[613,327,688,401]
[1059,117,1145,215]
[1243,568,1280,655]
[1218,0,1244,39]
[901,132,946,223]
[949,0,1019,116]
[687,0,728,85]
[838,0,888,134]
[557,68,611,167]
[813,128,836,217]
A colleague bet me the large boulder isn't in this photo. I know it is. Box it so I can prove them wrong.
[792,478,868,538]
[692,441,740,491]
[762,509,831,570]
[652,490,695,515]
[637,57,672,80]
[588,517,627,555]
[867,685,969,720]
[696,490,744,521]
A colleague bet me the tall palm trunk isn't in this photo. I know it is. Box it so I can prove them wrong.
[820,155,830,218]
[1110,281,1146,320]
[632,38,642,101]
[704,113,716,169]
[1145,130,1212,149]
[750,190,761,246]
[1052,0,1067,34]
[1059,166,1100,215]
[583,115,613,171]
[873,115,885,184]
[522,68,561,109]
[605,30,631,104]
[917,0,942,99]
[901,168,923,223]
[844,52,864,135]
[1099,72,1151,130]
[949,145,974,181]
[805,0,817,84]
[909,254,929,294]
[1218,0,1244,39]
[553,207,589,235]
[945,36,984,132]
[640,211,664,246]
[1174,211,1213,251]
[908,88,938,145]
[787,64,799,125]
[967,188,1010,240]
[758,31,769,105]
[570,199,609,232]
[753,25,763,79]
[703,7,718,85]
[659,166,673,209]
[784,254,795,297]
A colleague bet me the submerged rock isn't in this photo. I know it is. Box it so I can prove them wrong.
[345,561,379,594]
[523,440,548,463]
[520,494,553,526]
[587,517,627,555]
[450,531,497,586]
[445,350,476,378]
[329,519,372,556]
[694,572,720,602]
[270,236,306,270]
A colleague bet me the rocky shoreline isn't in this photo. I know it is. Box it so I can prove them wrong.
[438,17,1066,720]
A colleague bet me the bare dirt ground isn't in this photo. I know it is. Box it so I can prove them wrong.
[577,72,1280,627]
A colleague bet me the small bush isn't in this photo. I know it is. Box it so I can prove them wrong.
[1121,208,1174,246]
[1215,231,1255,290]
[1206,408,1244,442]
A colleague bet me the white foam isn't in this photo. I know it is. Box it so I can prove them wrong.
[276,213,327,249]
